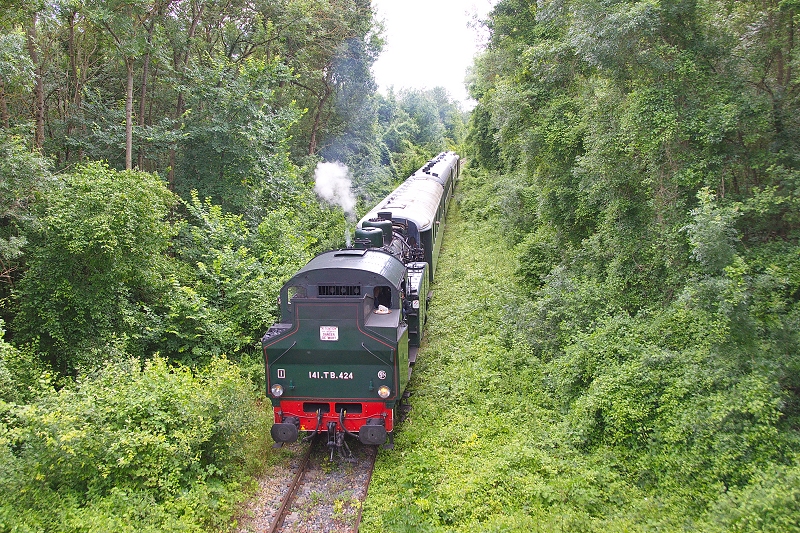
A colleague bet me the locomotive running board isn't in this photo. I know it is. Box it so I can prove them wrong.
[409,346,419,365]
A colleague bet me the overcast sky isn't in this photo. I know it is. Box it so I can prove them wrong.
[370,0,497,108]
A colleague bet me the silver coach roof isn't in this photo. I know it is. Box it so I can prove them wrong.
[358,151,459,231]
[358,176,444,232]
[411,151,460,187]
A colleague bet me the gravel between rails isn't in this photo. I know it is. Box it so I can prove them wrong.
[232,440,308,533]
[233,438,377,533]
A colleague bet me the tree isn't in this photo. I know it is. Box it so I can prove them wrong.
[14,162,176,374]
[174,56,299,214]
[0,29,33,130]
[382,88,467,181]
[84,0,168,169]
[466,0,800,525]
[278,0,382,158]
[25,12,46,149]
[0,132,51,322]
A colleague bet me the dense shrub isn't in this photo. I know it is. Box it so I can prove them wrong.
[0,356,269,532]
[13,162,177,374]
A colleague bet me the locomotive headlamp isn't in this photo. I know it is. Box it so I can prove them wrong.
[412,299,420,309]
[377,385,391,399]
[271,384,284,397]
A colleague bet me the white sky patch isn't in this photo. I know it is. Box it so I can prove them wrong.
[314,161,357,218]
[371,0,497,107]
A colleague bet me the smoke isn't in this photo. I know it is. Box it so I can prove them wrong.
[314,161,357,218]
[314,161,357,248]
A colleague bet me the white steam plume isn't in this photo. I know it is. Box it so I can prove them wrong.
[314,161,356,218]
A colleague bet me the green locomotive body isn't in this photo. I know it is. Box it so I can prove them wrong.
[263,249,409,446]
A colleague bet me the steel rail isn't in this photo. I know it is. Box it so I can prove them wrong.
[267,442,313,533]
[352,446,378,533]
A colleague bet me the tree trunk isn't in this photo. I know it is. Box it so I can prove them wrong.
[308,101,323,155]
[0,79,9,129]
[138,52,151,169]
[26,14,45,150]
[66,8,80,161]
[169,0,204,189]
[307,70,334,155]
[138,14,159,170]
[126,58,134,170]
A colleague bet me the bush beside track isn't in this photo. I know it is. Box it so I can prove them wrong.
[0,356,273,532]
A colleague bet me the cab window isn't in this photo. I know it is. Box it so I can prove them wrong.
[373,285,392,308]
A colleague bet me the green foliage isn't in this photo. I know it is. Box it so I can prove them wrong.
[176,57,300,214]
[0,356,270,532]
[461,0,800,528]
[685,188,740,275]
[169,196,273,362]
[9,136,348,376]
[0,30,33,95]
[393,88,446,150]
[0,320,50,405]
[3,0,394,214]
[739,165,800,242]
[515,226,560,292]
[164,193,321,365]
[464,100,501,171]
[0,132,51,318]
[704,462,800,533]
[453,166,505,222]
[14,162,176,374]
[377,88,467,184]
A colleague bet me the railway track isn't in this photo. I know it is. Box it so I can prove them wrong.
[272,437,377,533]
[236,437,377,533]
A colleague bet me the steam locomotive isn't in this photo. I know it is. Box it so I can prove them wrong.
[262,151,460,451]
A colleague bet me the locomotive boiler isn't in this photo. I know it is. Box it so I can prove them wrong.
[262,151,460,451]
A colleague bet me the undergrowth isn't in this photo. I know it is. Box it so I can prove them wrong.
[0,355,273,532]
[360,168,800,532]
